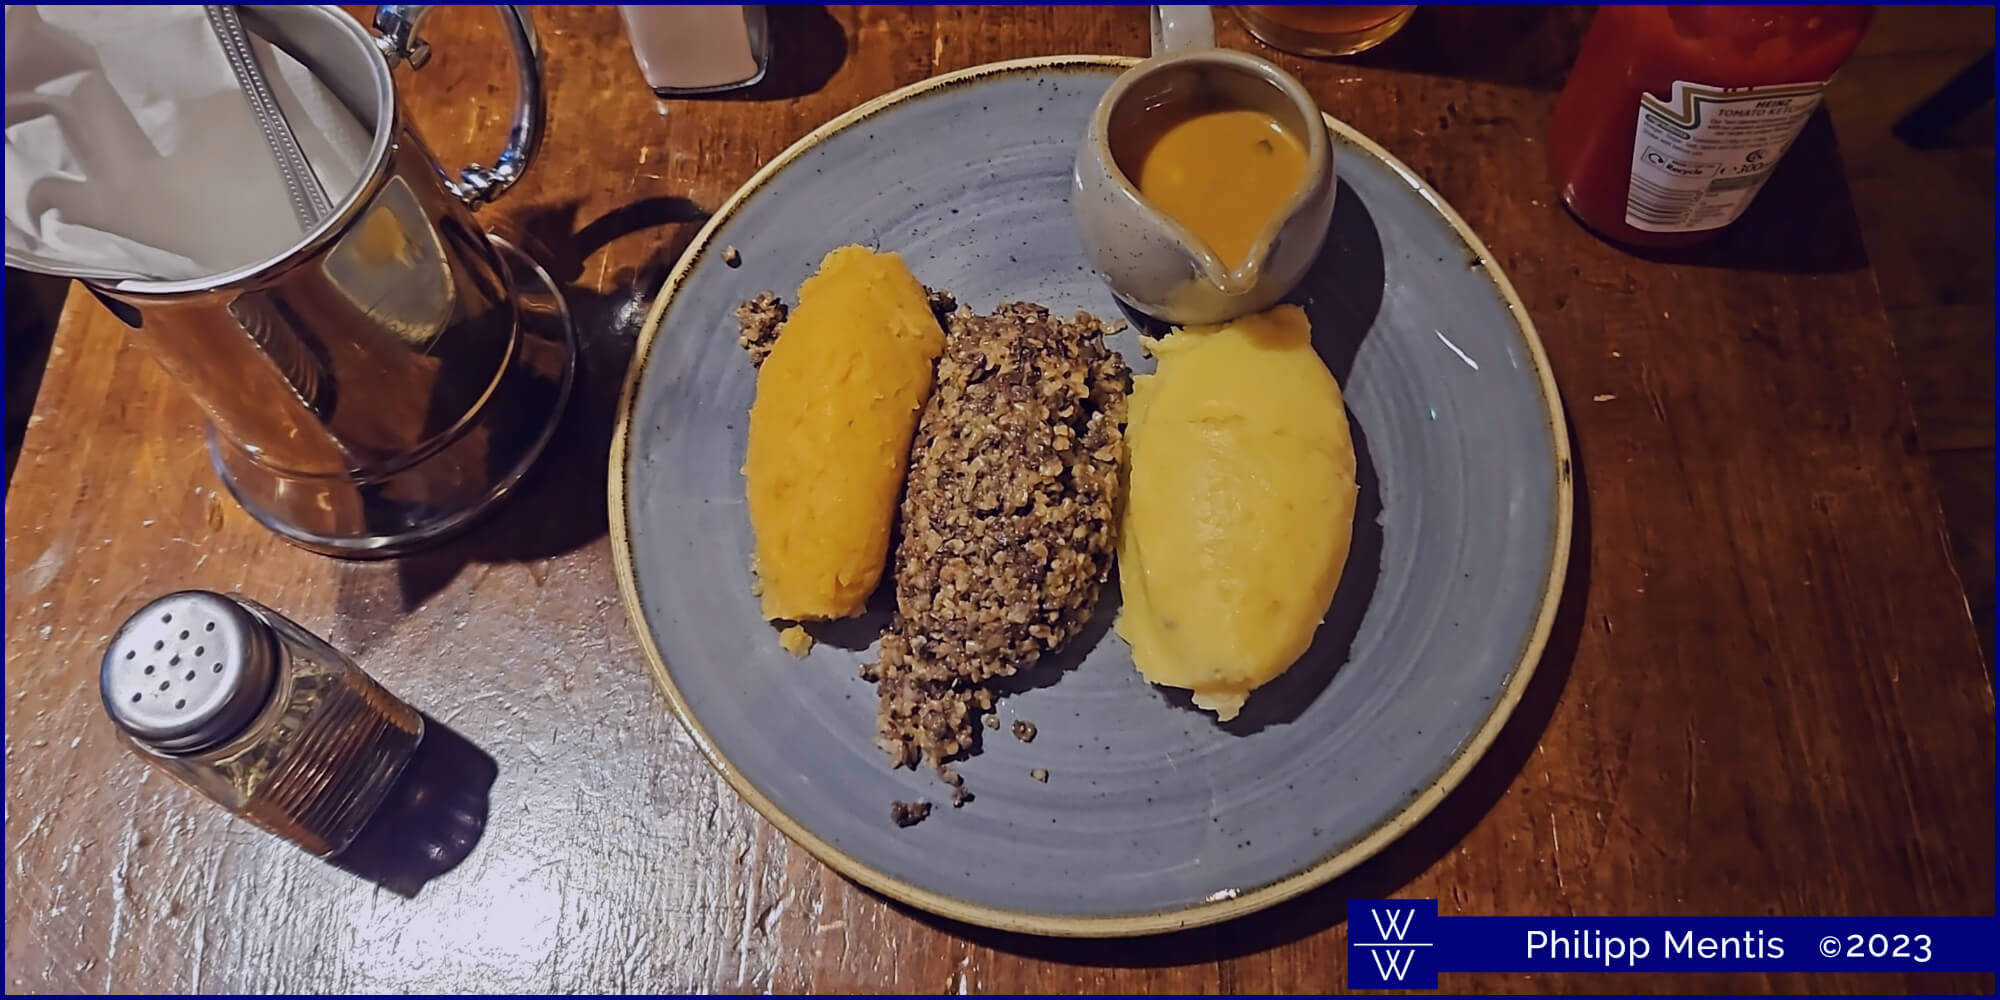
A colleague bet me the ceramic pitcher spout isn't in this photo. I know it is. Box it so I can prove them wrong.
[1073,35,1339,327]
[1195,249,1269,299]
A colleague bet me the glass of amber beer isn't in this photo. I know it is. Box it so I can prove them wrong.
[1231,5,1416,57]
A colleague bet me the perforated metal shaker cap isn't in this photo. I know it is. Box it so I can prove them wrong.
[100,591,277,754]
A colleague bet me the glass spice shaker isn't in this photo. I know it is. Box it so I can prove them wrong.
[617,4,770,96]
[98,591,424,857]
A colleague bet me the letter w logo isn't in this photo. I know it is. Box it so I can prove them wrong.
[1371,907,1418,942]
[1370,947,1418,982]
[1348,899,1439,989]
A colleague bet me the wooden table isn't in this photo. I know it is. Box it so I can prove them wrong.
[6,6,1992,993]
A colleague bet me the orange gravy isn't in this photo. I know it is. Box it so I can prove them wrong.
[1114,101,1309,270]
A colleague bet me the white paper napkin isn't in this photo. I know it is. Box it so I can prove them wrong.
[4,4,372,285]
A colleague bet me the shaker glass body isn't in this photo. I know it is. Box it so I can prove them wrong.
[101,592,423,857]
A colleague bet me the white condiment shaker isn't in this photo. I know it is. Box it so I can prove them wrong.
[99,591,425,857]
[618,5,769,96]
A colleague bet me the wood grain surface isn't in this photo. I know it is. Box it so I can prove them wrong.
[5,6,1992,993]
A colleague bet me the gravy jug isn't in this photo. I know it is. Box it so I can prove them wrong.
[1073,5,1337,326]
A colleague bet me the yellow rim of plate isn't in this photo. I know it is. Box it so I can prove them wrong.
[608,54,1574,939]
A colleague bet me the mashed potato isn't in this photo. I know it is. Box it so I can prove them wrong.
[1115,304,1357,721]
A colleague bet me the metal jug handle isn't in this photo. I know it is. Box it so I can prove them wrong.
[371,4,545,207]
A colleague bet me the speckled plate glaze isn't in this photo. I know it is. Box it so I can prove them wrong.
[610,56,1571,937]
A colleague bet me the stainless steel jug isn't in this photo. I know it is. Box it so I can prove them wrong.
[84,4,576,559]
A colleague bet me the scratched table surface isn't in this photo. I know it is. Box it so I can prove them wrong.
[5,6,1992,994]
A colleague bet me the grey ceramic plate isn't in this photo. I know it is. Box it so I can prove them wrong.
[611,56,1571,937]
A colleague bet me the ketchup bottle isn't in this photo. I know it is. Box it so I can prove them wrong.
[1548,6,1874,249]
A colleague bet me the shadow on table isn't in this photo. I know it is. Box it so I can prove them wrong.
[1326,6,1591,91]
[1613,114,1872,277]
[329,196,710,626]
[697,5,847,103]
[898,426,1593,966]
[329,714,498,898]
